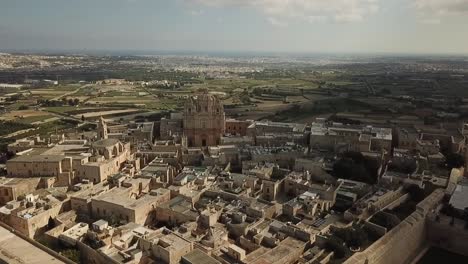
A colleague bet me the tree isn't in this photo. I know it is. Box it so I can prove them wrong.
[6,94,22,102]
[61,248,80,263]
[445,153,464,169]
[388,159,417,174]
[405,184,426,202]
[332,226,368,248]
[325,237,347,259]
[47,216,55,230]
[333,151,379,184]
[381,88,391,95]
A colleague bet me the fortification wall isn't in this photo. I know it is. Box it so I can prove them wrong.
[77,240,117,264]
[344,189,444,264]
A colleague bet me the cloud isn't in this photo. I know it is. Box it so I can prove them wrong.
[189,10,204,16]
[267,17,288,27]
[419,18,441,24]
[413,0,468,22]
[185,0,380,25]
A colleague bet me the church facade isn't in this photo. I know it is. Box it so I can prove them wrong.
[183,91,225,147]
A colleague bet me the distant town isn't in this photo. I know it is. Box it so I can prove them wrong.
[0,52,467,264]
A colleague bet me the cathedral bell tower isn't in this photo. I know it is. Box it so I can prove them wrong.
[97,116,108,140]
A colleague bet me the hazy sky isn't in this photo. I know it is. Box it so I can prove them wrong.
[1,0,468,54]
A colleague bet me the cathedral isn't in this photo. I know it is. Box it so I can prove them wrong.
[183,91,225,147]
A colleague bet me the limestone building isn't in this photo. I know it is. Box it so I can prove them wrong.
[6,122,135,185]
[310,118,392,152]
[0,177,42,205]
[91,185,170,225]
[0,193,68,238]
[183,91,225,147]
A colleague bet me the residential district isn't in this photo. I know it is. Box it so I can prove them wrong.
[0,90,467,264]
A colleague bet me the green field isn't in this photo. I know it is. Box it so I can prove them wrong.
[15,115,54,124]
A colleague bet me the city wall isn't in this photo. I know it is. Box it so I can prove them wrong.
[0,221,75,264]
[344,189,444,264]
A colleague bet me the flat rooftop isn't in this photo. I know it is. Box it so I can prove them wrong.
[9,154,67,163]
[41,144,89,155]
[93,187,142,208]
[70,183,109,200]
[183,249,221,264]
[0,177,40,186]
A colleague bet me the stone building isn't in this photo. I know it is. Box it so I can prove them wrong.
[139,227,193,264]
[0,177,42,205]
[70,182,110,219]
[6,155,74,178]
[108,122,155,144]
[310,119,392,152]
[160,113,184,140]
[6,135,135,185]
[0,193,69,238]
[91,186,170,225]
[156,196,199,225]
[247,121,308,147]
[183,91,225,147]
[225,119,251,136]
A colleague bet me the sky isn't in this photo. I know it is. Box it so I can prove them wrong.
[1,0,468,55]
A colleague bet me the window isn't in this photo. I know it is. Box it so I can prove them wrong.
[205,106,208,112]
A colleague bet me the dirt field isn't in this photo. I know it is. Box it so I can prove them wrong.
[0,110,50,120]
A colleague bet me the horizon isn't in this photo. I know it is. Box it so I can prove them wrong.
[2,48,468,58]
[1,0,468,55]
